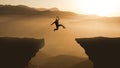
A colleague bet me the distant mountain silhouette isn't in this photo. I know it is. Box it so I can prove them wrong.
[0,5,78,18]
[35,55,93,68]
[36,7,59,11]
[1,5,120,19]
[0,5,40,15]
[49,8,59,11]
[36,8,48,11]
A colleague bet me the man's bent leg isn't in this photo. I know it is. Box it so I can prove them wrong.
[59,24,66,29]
[54,26,59,31]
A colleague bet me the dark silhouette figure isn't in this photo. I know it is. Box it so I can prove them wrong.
[51,16,65,31]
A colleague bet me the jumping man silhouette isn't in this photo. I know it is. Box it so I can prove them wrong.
[51,16,65,31]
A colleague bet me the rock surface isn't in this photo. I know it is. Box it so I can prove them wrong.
[0,37,44,68]
[75,37,120,68]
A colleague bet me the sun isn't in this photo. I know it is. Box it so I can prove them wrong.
[77,0,118,16]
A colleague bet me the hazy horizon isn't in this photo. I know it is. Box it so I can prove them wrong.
[0,0,120,68]
[0,14,120,68]
[0,0,120,17]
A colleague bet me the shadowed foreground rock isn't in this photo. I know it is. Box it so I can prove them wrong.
[75,37,120,68]
[0,37,44,68]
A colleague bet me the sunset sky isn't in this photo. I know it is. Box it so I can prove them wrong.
[0,0,120,17]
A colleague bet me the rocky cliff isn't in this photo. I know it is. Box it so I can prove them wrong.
[75,37,120,68]
[0,37,44,68]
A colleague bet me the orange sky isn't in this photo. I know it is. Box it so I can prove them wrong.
[0,0,120,17]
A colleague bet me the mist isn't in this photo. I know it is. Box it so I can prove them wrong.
[0,14,120,68]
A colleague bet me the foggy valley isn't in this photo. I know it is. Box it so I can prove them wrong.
[0,5,120,68]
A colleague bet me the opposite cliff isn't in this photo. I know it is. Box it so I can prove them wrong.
[75,37,120,68]
[0,37,44,68]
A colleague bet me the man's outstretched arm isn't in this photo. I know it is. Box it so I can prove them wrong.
[51,22,54,25]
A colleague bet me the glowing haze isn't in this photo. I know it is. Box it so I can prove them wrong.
[0,0,120,17]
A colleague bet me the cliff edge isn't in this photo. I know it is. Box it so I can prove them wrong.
[0,37,44,68]
[75,37,120,68]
